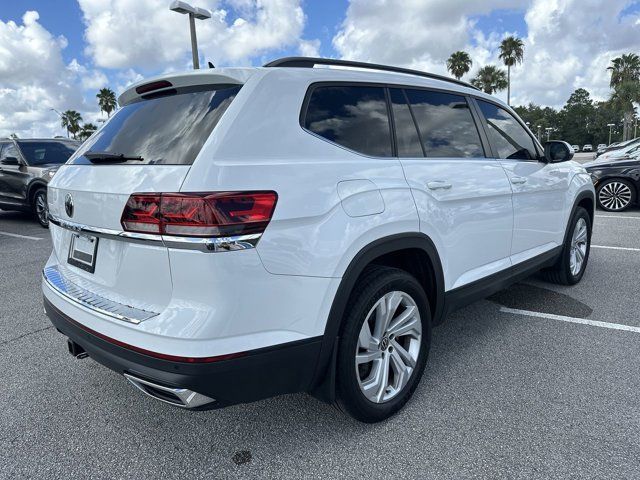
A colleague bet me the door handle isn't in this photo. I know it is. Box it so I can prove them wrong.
[510,176,527,185]
[426,181,452,190]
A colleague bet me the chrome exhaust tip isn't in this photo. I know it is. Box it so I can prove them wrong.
[124,373,216,409]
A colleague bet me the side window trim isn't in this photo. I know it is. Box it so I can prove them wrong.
[467,96,495,159]
[384,87,399,158]
[401,89,427,157]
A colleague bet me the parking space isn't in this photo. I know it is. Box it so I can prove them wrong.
[1,209,639,479]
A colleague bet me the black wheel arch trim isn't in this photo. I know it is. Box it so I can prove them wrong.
[28,180,48,205]
[309,232,445,403]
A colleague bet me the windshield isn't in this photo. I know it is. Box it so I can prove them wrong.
[17,141,78,166]
[70,84,242,165]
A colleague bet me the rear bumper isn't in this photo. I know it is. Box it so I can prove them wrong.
[44,297,322,409]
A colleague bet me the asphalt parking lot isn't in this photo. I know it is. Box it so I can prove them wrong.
[1,198,639,479]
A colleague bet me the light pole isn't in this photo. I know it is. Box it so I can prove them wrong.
[169,1,211,70]
[537,125,542,141]
[545,127,552,141]
[50,108,68,137]
[607,123,615,145]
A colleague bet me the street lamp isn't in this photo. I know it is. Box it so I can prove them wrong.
[607,123,615,145]
[50,108,68,137]
[537,125,542,141]
[169,1,211,70]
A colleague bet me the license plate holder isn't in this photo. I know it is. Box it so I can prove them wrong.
[68,233,99,273]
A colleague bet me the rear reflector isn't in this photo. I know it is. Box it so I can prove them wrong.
[121,191,278,237]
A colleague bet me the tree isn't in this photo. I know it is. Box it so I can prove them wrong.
[471,65,508,95]
[61,110,82,139]
[607,53,640,140]
[557,88,596,145]
[499,36,525,106]
[446,51,472,80]
[79,123,97,141]
[96,88,118,118]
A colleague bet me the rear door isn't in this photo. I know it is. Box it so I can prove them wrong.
[474,99,569,263]
[396,88,514,290]
[47,83,242,313]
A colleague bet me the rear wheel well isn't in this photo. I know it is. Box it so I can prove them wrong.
[368,248,437,320]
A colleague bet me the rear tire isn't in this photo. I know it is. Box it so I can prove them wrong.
[543,207,591,285]
[334,265,431,423]
[32,188,49,228]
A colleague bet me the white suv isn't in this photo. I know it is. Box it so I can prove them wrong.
[42,57,595,422]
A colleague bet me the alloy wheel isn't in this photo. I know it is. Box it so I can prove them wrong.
[355,291,422,404]
[569,217,588,276]
[598,181,632,211]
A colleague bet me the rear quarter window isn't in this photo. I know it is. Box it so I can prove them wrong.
[303,85,393,157]
[71,85,241,165]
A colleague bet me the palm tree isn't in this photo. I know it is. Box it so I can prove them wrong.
[499,36,525,105]
[447,51,473,80]
[61,110,82,139]
[79,123,97,141]
[608,53,640,140]
[96,88,118,118]
[471,66,508,95]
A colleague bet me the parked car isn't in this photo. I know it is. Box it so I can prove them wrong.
[596,144,607,154]
[571,144,580,152]
[598,141,640,162]
[0,138,80,226]
[585,151,640,211]
[596,137,639,157]
[583,144,593,152]
[42,57,595,422]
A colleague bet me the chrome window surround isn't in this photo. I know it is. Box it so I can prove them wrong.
[48,214,260,252]
[43,265,158,324]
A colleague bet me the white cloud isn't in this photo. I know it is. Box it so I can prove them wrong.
[0,12,105,137]
[299,38,321,57]
[333,0,640,108]
[78,0,306,70]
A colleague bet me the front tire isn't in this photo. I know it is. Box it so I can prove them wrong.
[543,207,591,285]
[597,179,635,212]
[335,266,431,423]
[33,188,49,228]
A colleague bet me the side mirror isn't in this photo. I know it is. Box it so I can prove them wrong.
[544,141,574,163]
[1,156,20,166]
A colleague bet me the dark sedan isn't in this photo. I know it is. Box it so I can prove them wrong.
[584,153,640,212]
[0,138,80,227]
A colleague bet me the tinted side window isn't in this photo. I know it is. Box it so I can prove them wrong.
[405,89,484,158]
[477,100,537,160]
[0,143,20,162]
[389,89,423,157]
[304,86,392,157]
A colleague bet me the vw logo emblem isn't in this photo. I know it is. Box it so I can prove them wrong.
[379,336,389,351]
[64,193,74,218]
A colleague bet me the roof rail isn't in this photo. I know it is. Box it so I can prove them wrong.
[263,56,479,91]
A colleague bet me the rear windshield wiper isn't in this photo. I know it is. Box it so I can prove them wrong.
[84,151,144,162]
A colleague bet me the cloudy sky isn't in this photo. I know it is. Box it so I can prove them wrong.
[1,0,639,138]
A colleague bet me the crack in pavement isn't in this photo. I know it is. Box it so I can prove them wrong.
[0,325,55,347]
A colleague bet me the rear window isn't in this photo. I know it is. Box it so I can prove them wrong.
[17,141,77,165]
[303,85,392,157]
[71,85,241,165]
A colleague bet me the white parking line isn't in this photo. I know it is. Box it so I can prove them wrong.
[595,215,640,220]
[500,307,640,334]
[592,244,640,252]
[0,231,43,241]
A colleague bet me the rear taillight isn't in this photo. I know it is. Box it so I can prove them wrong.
[121,191,278,237]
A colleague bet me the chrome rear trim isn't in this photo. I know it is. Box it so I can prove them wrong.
[43,265,158,324]
[48,214,259,252]
[124,373,216,408]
